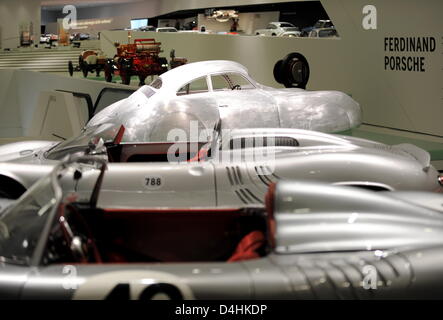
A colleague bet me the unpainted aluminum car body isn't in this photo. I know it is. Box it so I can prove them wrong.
[0,127,441,208]
[2,160,443,299]
[87,60,361,140]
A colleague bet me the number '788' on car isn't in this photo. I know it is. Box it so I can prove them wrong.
[0,126,441,208]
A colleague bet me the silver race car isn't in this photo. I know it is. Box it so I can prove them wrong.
[1,158,443,299]
[87,60,361,138]
[0,126,441,207]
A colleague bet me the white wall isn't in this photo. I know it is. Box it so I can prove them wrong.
[197,11,279,34]
[42,1,159,25]
[0,0,41,49]
[0,70,127,137]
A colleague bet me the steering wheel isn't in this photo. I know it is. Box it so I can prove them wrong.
[231,84,241,90]
[59,204,102,263]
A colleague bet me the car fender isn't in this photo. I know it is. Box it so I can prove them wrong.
[0,163,54,193]
[275,90,361,132]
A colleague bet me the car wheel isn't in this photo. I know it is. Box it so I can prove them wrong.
[104,60,113,82]
[276,52,310,89]
[68,61,74,77]
[120,59,132,85]
[81,61,89,78]
[120,72,131,85]
[273,60,284,84]
[158,57,169,74]
[272,33,276,36]
[138,75,147,87]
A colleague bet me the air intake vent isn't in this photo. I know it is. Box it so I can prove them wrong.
[229,136,299,149]
[226,166,263,204]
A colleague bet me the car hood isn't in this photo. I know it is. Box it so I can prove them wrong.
[273,181,443,254]
[0,140,56,163]
[271,133,432,172]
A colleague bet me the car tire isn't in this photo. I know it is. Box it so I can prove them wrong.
[104,60,113,83]
[278,52,310,89]
[68,61,74,77]
[273,60,284,84]
[138,75,147,87]
[120,59,132,85]
[81,61,89,78]
[158,57,169,74]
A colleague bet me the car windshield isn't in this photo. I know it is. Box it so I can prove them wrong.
[0,175,58,265]
[45,123,121,160]
[280,23,295,28]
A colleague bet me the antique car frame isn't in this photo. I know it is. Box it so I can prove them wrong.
[104,38,169,86]
[68,50,107,78]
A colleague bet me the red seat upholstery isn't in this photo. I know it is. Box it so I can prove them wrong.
[265,183,277,249]
[188,146,209,162]
[228,231,266,262]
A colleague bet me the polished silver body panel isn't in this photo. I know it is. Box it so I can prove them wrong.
[0,129,441,208]
[86,60,361,140]
[2,177,443,299]
[273,181,443,253]
[6,247,443,300]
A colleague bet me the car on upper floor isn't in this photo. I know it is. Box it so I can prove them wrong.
[156,27,178,33]
[308,27,339,38]
[254,22,300,37]
[301,19,335,37]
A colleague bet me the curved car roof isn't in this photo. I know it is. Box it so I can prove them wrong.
[158,60,251,92]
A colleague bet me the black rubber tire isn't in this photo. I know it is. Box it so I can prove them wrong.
[279,52,310,89]
[138,75,147,87]
[273,59,284,84]
[158,57,169,75]
[158,57,168,66]
[120,59,133,85]
[120,66,131,85]
[81,61,89,78]
[104,61,113,83]
[68,61,74,77]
